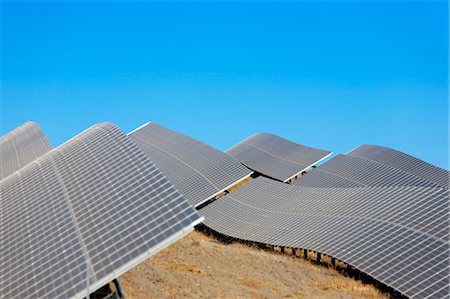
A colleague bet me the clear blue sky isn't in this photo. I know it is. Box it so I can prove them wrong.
[1,1,448,169]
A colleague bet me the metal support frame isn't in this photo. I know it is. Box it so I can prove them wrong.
[112,279,124,299]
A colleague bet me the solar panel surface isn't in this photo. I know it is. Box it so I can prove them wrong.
[226,133,332,182]
[200,177,449,299]
[291,167,365,188]
[293,154,444,188]
[129,122,253,207]
[0,123,202,299]
[347,145,449,188]
[0,121,53,180]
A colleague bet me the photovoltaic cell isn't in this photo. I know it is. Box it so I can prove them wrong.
[291,168,365,188]
[226,133,332,182]
[0,123,202,299]
[200,177,449,299]
[347,144,449,188]
[129,122,253,207]
[293,154,443,188]
[0,121,53,180]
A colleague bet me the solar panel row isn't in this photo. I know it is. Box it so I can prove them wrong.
[0,123,202,299]
[0,121,53,180]
[347,145,449,189]
[226,133,332,182]
[293,154,443,188]
[129,122,253,207]
[221,177,448,240]
[200,177,449,299]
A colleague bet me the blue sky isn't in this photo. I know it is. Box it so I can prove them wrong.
[1,1,448,169]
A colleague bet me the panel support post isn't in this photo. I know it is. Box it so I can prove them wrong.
[113,279,125,299]
[292,248,296,256]
[303,249,308,259]
[331,257,336,268]
[317,252,321,263]
[281,246,285,254]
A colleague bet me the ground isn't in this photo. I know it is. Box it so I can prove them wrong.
[120,231,388,299]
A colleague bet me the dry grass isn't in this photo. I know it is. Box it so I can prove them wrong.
[240,278,277,290]
[120,231,389,299]
[165,262,205,274]
[314,279,384,298]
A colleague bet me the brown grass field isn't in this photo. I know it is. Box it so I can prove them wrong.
[120,231,389,299]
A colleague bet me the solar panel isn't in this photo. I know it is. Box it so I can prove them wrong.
[347,144,449,188]
[128,122,253,207]
[200,177,449,299]
[293,154,443,188]
[291,167,365,188]
[0,121,53,180]
[0,123,203,299]
[225,133,332,182]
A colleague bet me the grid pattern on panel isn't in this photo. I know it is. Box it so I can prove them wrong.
[226,133,331,182]
[0,123,202,299]
[200,177,449,299]
[0,160,89,299]
[292,168,365,188]
[294,154,442,188]
[229,177,448,240]
[347,145,449,188]
[129,122,253,207]
[0,121,53,180]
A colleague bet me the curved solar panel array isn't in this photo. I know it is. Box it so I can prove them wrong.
[293,154,443,188]
[129,122,253,207]
[226,133,332,182]
[0,121,53,180]
[0,123,202,299]
[200,177,449,299]
[2,119,448,299]
[347,145,449,189]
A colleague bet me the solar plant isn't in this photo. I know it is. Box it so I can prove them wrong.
[201,177,449,299]
[347,145,449,188]
[0,121,53,180]
[226,133,331,182]
[129,122,253,207]
[293,154,444,188]
[0,123,202,299]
